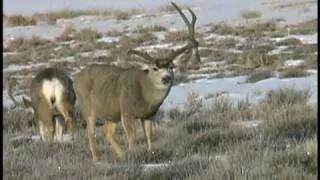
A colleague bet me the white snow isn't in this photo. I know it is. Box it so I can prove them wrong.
[161,72,317,110]
[268,45,287,55]
[271,33,318,44]
[203,33,246,43]
[98,36,121,43]
[3,62,49,73]
[284,59,305,67]
[4,0,317,42]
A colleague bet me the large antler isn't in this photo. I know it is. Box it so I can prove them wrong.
[126,49,161,67]
[127,49,155,62]
[168,2,199,62]
[127,2,199,69]
[171,2,197,38]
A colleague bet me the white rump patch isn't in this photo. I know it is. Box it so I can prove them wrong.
[42,78,64,107]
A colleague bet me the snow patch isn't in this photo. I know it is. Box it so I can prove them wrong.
[271,33,317,44]
[284,59,304,67]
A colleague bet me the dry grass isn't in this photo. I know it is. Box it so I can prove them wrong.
[210,20,278,36]
[304,53,317,69]
[157,3,191,13]
[105,29,127,37]
[276,37,302,46]
[56,23,77,41]
[240,9,261,23]
[133,25,167,33]
[6,15,37,26]
[279,67,311,78]
[6,8,145,26]
[291,18,317,35]
[6,35,52,52]
[241,50,274,69]
[245,69,273,83]
[3,87,317,179]
[73,28,102,42]
[164,30,189,43]
[214,38,239,49]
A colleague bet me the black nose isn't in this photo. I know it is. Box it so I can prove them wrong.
[162,75,172,84]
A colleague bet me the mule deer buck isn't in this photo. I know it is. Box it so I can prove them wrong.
[74,1,200,161]
[6,68,77,143]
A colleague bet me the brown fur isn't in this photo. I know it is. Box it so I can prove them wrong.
[74,2,200,161]
[75,64,172,160]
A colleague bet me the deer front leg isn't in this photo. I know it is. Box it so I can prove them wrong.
[141,119,152,151]
[121,115,136,151]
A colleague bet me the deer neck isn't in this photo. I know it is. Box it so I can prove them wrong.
[140,76,171,109]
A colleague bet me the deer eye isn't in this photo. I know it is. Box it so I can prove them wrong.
[153,67,158,71]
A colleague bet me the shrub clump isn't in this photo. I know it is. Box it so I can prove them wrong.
[245,69,273,83]
[73,28,102,42]
[279,67,311,78]
[6,15,37,26]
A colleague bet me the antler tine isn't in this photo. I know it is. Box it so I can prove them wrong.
[171,2,195,37]
[127,49,155,63]
[187,8,197,37]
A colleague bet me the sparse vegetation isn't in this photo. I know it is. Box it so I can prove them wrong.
[73,28,102,42]
[3,4,317,179]
[7,35,52,52]
[164,30,189,42]
[240,9,261,24]
[3,87,316,179]
[291,19,317,35]
[242,50,273,69]
[5,8,145,26]
[276,38,302,46]
[133,24,168,33]
[304,53,317,69]
[6,15,37,26]
[279,67,311,78]
[158,3,190,13]
[105,29,126,37]
[214,38,239,49]
[245,69,273,83]
[56,23,77,41]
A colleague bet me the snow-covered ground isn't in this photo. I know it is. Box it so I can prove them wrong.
[271,33,318,44]
[3,0,317,42]
[3,0,318,110]
[161,71,317,110]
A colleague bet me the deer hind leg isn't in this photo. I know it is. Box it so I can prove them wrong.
[53,114,64,142]
[37,106,54,144]
[141,119,152,151]
[87,112,100,161]
[103,122,124,159]
[121,115,137,152]
[56,99,75,141]
[35,93,54,144]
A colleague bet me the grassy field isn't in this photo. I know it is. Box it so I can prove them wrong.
[3,88,317,179]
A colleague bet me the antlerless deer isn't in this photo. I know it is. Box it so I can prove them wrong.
[7,68,76,143]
